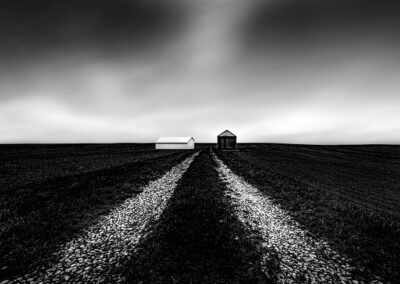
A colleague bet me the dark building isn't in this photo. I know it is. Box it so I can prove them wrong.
[217,130,237,150]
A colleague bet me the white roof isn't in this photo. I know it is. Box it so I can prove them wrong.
[156,137,195,144]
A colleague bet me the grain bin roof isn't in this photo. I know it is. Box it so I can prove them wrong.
[218,130,236,137]
[156,137,195,144]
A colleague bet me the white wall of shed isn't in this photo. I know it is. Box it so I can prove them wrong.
[155,140,195,150]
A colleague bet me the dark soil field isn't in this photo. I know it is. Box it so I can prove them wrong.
[1,143,399,283]
[0,144,173,189]
[217,144,400,283]
[0,144,195,281]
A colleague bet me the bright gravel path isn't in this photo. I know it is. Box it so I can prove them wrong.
[6,152,198,284]
[213,153,382,284]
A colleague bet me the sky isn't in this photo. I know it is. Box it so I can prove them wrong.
[1,0,400,144]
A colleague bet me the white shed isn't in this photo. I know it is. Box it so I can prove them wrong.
[155,137,195,150]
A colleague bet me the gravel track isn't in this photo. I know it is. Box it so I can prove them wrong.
[213,153,382,284]
[5,152,198,284]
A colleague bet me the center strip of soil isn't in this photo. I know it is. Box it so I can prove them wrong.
[121,150,278,283]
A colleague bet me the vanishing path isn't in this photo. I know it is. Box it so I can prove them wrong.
[8,152,198,284]
[121,149,272,283]
[4,150,385,283]
[213,152,382,284]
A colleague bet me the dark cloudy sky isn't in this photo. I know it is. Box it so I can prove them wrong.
[1,0,400,143]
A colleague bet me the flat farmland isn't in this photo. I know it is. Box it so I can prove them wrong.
[217,144,400,283]
[228,144,400,217]
[2,144,400,283]
[0,144,195,281]
[0,144,180,189]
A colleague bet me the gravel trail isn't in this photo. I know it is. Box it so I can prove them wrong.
[213,153,382,284]
[5,152,198,284]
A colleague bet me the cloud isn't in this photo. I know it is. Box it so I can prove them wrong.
[242,0,400,42]
[0,0,187,63]
[1,0,400,143]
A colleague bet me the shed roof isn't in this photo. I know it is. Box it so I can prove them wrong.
[156,137,195,144]
[218,130,236,137]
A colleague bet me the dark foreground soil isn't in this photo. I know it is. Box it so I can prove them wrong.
[0,145,194,281]
[217,144,400,283]
[120,150,279,283]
